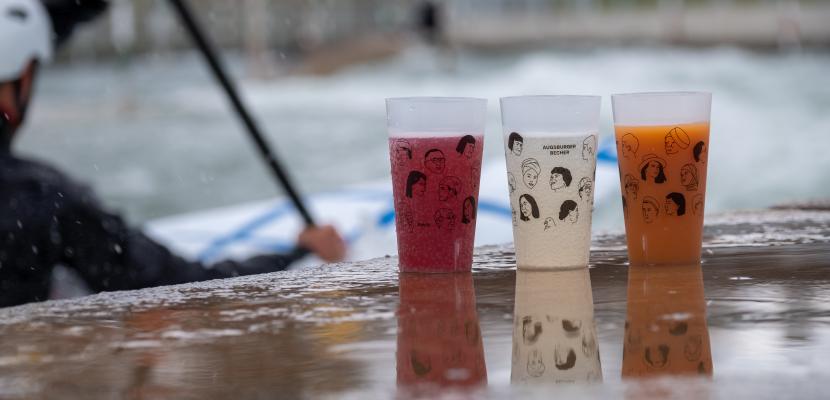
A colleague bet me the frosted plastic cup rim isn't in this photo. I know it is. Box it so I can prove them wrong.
[500,94,601,102]
[611,91,712,126]
[386,96,487,137]
[611,91,711,99]
[500,94,601,134]
[386,96,487,105]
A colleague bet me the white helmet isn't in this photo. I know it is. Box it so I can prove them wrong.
[0,0,52,82]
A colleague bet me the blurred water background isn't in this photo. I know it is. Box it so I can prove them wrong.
[14,0,830,233]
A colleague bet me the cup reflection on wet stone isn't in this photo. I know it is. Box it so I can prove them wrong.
[396,272,487,393]
[511,267,602,384]
[622,263,713,378]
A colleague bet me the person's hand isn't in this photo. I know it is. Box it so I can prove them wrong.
[297,225,347,263]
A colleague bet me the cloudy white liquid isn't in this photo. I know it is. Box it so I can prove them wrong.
[504,132,597,268]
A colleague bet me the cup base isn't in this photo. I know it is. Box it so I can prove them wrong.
[515,264,588,271]
[398,266,472,274]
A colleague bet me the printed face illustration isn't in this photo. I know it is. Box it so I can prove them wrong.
[424,149,446,174]
[625,175,639,199]
[558,200,578,224]
[681,164,698,190]
[664,127,690,155]
[462,198,475,223]
[522,316,542,345]
[568,206,579,224]
[621,133,638,159]
[527,350,546,377]
[550,172,566,191]
[684,335,703,361]
[579,178,593,201]
[642,199,659,223]
[646,161,661,181]
[462,143,475,159]
[562,319,582,336]
[544,217,555,230]
[413,178,426,197]
[644,345,670,369]
[693,195,704,216]
[523,169,538,189]
[665,198,678,216]
[582,135,596,160]
[410,350,432,376]
[507,173,517,194]
[438,183,452,201]
[640,155,667,184]
[681,168,693,186]
[438,177,460,201]
[394,140,412,166]
[694,141,707,163]
[434,208,456,230]
[554,346,577,370]
[512,140,523,156]
[665,135,679,155]
[520,197,532,220]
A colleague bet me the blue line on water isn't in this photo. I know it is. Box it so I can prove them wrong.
[198,203,294,262]
[478,199,513,217]
[377,206,396,228]
[598,138,618,163]
[244,227,364,254]
[198,191,393,261]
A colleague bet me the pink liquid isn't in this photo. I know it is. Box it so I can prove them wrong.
[389,134,484,272]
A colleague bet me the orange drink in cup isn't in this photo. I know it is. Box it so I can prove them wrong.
[612,92,711,265]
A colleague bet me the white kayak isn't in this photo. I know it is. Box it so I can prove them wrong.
[146,144,619,268]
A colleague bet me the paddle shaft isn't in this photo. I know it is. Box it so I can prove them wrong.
[167,0,315,226]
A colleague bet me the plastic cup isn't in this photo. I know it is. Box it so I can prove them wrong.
[500,95,601,269]
[511,267,602,384]
[611,92,712,265]
[386,97,487,273]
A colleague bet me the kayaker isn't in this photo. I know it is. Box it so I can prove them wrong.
[0,0,346,307]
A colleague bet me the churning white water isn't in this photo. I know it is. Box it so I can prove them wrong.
[15,46,830,233]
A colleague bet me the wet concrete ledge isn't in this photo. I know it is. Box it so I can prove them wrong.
[1,208,827,317]
[0,208,829,398]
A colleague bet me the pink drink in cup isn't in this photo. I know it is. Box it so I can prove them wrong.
[387,97,487,273]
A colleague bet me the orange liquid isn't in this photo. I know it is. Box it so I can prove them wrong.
[615,123,709,265]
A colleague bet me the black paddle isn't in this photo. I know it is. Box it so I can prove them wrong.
[167,0,315,226]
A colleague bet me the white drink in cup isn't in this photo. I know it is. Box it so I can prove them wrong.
[500,96,601,269]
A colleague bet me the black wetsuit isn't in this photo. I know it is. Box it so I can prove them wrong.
[0,142,304,308]
[42,0,110,47]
